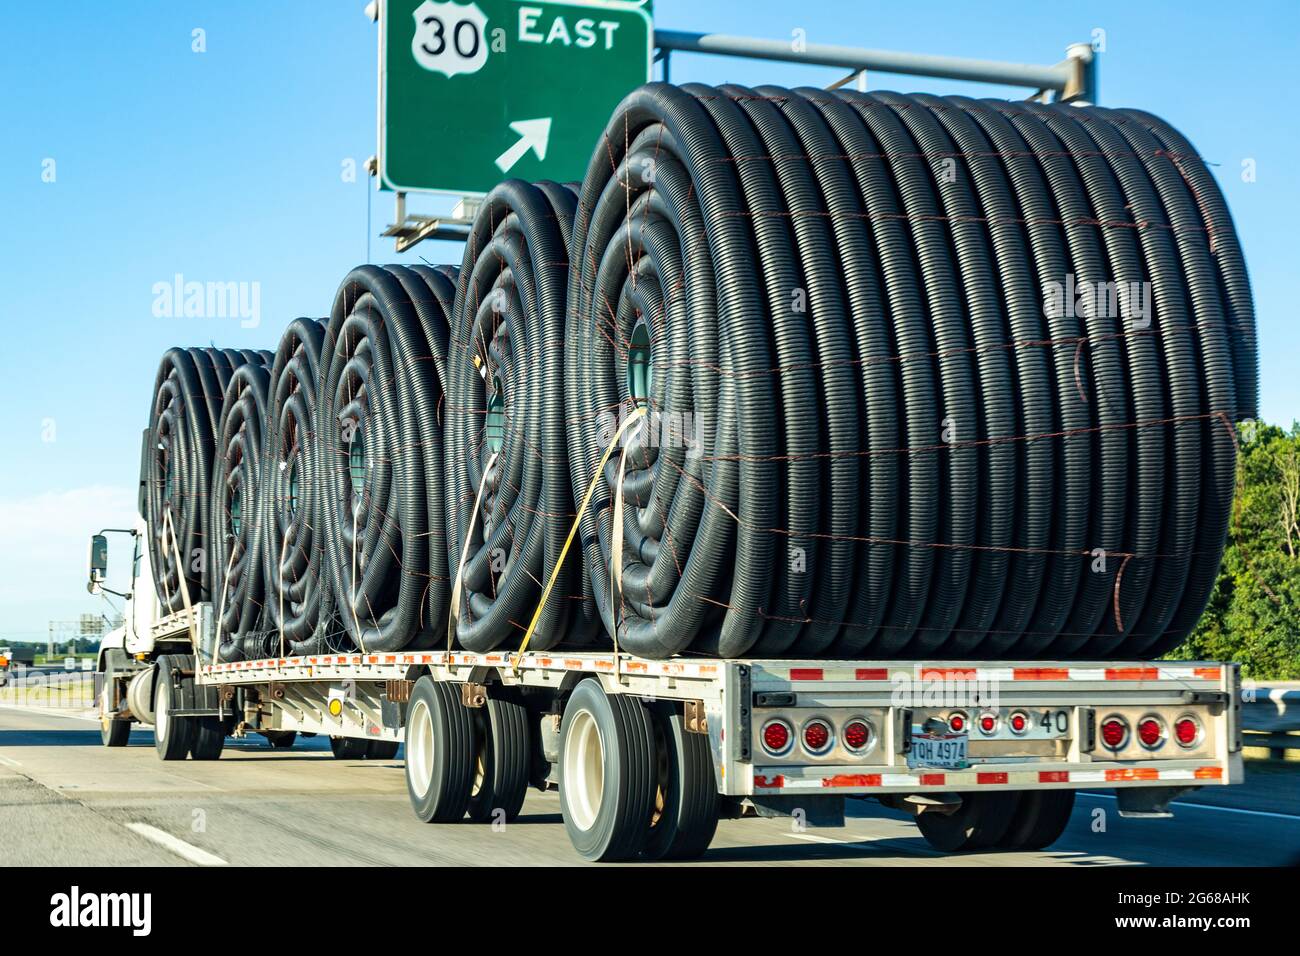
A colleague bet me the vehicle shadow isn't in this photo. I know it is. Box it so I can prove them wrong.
[697,835,938,864]
[0,729,101,747]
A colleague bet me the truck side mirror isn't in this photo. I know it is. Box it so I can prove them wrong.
[88,534,108,593]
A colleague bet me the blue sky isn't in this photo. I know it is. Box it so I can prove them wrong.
[1,0,1295,640]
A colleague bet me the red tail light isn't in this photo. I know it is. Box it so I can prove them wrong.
[948,712,967,733]
[762,720,792,756]
[978,713,997,735]
[1009,711,1029,735]
[1137,717,1164,749]
[1100,716,1128,749]
[843,719,872,753]
[1174,716,1201,747]
[802,719,833,755]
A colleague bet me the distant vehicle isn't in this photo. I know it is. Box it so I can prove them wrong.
[0,647,37,667]
[0,647,38,685]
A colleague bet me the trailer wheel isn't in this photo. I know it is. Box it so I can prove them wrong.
[559,680,656,862]
[642,701,719,860]
[101,715,131,747]
[404,677,476,823]
[330,736,368,760]
[367,740,400,760]
[467,693,530,824]
[914,792,1018,852]
[190,718,226,760]
[99,649,131,748]
[263,731,297,749]
[152,658,194,761]
[998,790,1076,851]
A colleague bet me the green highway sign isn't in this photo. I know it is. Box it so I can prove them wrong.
[380,0,653,196]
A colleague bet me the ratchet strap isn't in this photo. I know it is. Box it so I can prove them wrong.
[448,450,499,653]
[162,507,201,655]
[511,406,646,672]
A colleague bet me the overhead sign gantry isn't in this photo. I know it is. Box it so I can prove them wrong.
[380,0,653,196]
[373,1,1097,250]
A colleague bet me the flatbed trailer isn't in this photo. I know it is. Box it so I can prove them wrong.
[97,598,1244,861]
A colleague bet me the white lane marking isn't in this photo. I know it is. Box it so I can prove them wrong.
[790,830,940,855]
[125,823,228,866]
[0,754,22,768]
[1079,791,1300,821]
[0,704,100,723]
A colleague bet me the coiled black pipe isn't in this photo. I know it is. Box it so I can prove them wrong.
[211,357,274,662]
[262,318,336,656]
[445,179,582,653]
[317,265,456,652]
[1116,109,1257,422]
[146,347,269,614]
[564,84,1255,660]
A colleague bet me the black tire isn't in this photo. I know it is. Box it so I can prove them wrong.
[467,694,530,824]
[153,657,194,761]
[642,702,719,860]
[915,792,1018,852]
[999,790,1076,850]
[404,677,476,822]
[963,791,1019,849]
[190,717,226,760]
[264,731,297,749]
[99,649,131,747]
[367,739,400,760]
[330,736,368,760]
[558,680,656,862]
[101,716,131,747]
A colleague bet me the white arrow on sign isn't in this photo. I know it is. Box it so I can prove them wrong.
[494,118,552,174]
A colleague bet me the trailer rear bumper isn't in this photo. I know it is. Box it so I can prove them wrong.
[752,758,1238,795]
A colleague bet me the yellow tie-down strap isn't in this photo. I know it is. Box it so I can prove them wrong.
[511,406,646,672]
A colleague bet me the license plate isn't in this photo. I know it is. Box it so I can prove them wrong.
[908,732,969,770]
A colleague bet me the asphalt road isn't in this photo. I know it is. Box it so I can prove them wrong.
[2,705,1297,867]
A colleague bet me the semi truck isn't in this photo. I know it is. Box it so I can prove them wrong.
[89,519,1244,862]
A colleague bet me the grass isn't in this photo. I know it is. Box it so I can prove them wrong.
[0,671,98,711]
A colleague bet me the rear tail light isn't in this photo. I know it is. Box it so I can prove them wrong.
[1174,715,1202,748]
[1100,716,1129,750]
[1137,716,1165,749]
[801,718,833,756]
[761,719,793,756]
[948,711,967,733]
[843,719,873,754]
[978,713,998,735]
[1008,711,1029,735]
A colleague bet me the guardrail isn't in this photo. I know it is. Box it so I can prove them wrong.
[1242,685,1300,759]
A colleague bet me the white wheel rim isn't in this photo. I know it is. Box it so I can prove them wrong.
[154,677,168,742]
[563,708,605,832]
[406,699,434,800]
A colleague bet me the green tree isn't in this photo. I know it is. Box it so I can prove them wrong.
[1174,422,1300,678]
